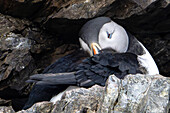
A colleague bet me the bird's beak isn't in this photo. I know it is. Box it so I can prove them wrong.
[91,43,101,55]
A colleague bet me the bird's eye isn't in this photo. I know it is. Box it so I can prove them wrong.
[107,31,112,39]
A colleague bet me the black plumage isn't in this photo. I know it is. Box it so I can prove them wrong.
[42,49,88,73]
[27,49,143,88]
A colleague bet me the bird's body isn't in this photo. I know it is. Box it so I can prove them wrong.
[23,17,159,109]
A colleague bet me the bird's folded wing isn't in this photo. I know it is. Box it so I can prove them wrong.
[26,72,77,85]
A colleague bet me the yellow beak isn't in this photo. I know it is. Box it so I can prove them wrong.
[91,43,101,55]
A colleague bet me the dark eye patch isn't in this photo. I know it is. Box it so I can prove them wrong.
[107,31,113,39]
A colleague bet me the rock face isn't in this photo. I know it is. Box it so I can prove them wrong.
[48,0,115,19]
[0,14,36,107]
[0,0,45,18]
[3,74,167,113]
[0,106,15,113]
[0,13,78,110]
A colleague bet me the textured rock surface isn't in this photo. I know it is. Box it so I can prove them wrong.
[0,106,15,113]
[11,74,169,113]
[48,0,115,19]
[0,0,45,18]
[51,85,104,113]
[0,98,11,105]
[0,14,35,109]
[0,14,34,93]
[100,74,170,113]
[18,102,54,113]
[99,74,120,113]
[0,13,78,109]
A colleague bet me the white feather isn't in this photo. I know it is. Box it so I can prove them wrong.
[50,86,79,103]
[79,38,92,56]
[137,41,159,75]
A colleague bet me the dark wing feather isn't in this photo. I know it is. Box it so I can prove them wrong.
[74,50,143,87]
[27,50,143,89]
[43,49,88,73]
[27,72,77,85]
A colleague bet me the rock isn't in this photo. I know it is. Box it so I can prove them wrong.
[105,0,169,19]
[48,0,115,19]
[44,0,116,40]
[0,14,35,91]
[17,85,104,113]
[0,13,80,110]
[17,102,54,113]
[98,74,120,113]
[0,98,11,105]
[1,33,32,51]
[0,0,45,18]
[0,106,15,113]
[0,13,34,108]
[0,14,35,97]
[51,85,104,113]
[0,13,75,91]
[113,0,170,34]
[145,75,170,113]
[114,74,169,113]
[14,74,169,113]
[0,13,30,35]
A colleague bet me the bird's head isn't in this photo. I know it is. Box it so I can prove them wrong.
[79,17,129,56]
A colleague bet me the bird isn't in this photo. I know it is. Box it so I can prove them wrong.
[23,17,159,109]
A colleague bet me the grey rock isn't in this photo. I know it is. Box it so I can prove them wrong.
[0,98,11,105]
[0,0,168,21]
[100,74,169,113]
[49,0,115,19]
[102,74,169,113]
[99,75,120,113]
[0,0,45,18]
[0,32,33,51]
[0,13,80,109]
[18,102,54,113]
[132,0,157,9]
[145,75,170,113]
[0,12,79,100]
[0,13,30,35]
[0,14,35,88]
[51,85,104,113]
[0,106,15,113]
[106,0,170,19]
[113,74,151,112]
[17,74,169,113]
